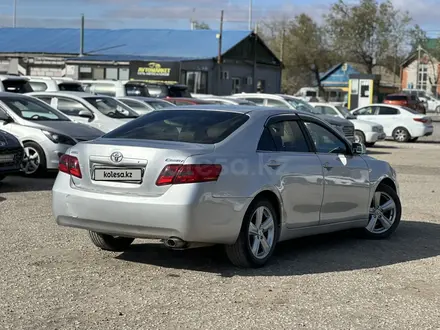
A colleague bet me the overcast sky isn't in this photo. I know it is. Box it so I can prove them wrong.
[0,0,439,35]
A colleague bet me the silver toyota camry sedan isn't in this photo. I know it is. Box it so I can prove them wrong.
[52,105,401,268]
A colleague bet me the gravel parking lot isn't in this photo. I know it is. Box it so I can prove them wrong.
[1,125,440,329]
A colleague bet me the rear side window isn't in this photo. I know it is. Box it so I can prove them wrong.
[378,107,399,115]
[385,95,407,101]
[59,83,84,92]
[1,80,33,93]
[103,110,249,144]
[29,81,48,91]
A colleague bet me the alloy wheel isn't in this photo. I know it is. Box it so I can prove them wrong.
[248,206,275,259]
[22,146,40,175]
[394,129,407,142]
[366,191,397,234]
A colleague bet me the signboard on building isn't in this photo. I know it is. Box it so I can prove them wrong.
[129,61,181,84]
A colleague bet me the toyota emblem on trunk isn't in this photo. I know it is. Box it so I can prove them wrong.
[110,151,123,163]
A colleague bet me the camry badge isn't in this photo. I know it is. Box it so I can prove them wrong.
[110,151,123,163]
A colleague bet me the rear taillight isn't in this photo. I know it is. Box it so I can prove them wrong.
[58,154,82,178]
[156,164,222,186]
[413,117,429,124]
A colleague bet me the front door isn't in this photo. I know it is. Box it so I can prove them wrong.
[52,97,95,126]
[257,117,324,228]
[302,119,370,224]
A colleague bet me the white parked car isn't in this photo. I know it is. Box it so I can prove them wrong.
[351,104,434,142]
[0,75,33,93]
[310,103,386,147]
[28,92,139,133]
[25,76,84,93]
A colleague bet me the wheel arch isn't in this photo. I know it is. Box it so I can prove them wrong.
[378,177,397,193]
[251,189,283,227]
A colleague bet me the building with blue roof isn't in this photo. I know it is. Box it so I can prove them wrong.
[0,27,282,95]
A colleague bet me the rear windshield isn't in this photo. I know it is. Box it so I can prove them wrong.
[59,83,84,92]
[1,79,33,93]
[385,95,407,101]
[125,83,151,97]
[103,110,249,144]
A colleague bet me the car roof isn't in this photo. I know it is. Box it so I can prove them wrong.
[27,91,104,98]
[118,96,166,102]
[165,104,298,115]
[0,92,34,98]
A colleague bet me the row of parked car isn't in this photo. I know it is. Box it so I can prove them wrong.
[0,76,434,182]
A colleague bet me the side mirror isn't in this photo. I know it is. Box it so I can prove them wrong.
[78,110,93,119]
[0,112,12,124]
[352,142,366,155]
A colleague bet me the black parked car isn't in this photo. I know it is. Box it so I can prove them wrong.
[0,130,24,181]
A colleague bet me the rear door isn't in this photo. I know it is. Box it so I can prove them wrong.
[257,115,324,228]
[376,106,401,136]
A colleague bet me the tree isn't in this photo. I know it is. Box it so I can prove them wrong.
[325,0,411,74]
[261,15,339,96]
[192,20,210,30]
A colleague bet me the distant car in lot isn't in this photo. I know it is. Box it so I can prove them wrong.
[80,80,151,98]
[0,93,104,176]
[0,75,33,93]
[25,76,84,93]
[193,96,257,106]
[310,102,386,147]
[351,104,434,142]
[164,97,215,105]
[383,93,426,115]
[28,92,139,133]
[0,129,24,181]
[52,105,401,268]
[231,93,356,142]
[117,96,175,115]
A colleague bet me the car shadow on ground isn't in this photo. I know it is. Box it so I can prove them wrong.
[116,220,440,277]
[366,150,392,155]
[0,172,57,193]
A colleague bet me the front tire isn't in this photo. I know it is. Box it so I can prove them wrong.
[361,184,401,239]
[88,231,135,251]
[22,141,47,176]
[392,127,410,143]
[354,130,366,144]
[225,199,279,268]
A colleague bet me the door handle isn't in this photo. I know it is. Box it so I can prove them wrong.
[266,160,282,169]
[323,162,333,170]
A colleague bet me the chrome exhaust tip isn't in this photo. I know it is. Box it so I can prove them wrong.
[164,237,188,249]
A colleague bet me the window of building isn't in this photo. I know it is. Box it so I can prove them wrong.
[119,68,129,80]
[183,71,208,94]
[79,66,93,79]
[232,77,241,93]
[417,64,428,90]
[106,68,118,80]
[93,68,105,80]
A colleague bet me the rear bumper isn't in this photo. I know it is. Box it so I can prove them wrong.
[52,173,250,244]
[410,125,434,138]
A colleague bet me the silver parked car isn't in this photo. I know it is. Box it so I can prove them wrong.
[0,93,104,176]
[117,97,175,115]
[52,105,401,268]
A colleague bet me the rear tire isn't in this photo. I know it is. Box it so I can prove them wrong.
[225,199,279,268]
[392,127,410,143]
[88,231,135,251]
[365,142,375,147]
[354,130,366,144]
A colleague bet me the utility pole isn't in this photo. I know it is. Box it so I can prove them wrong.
[248,0,252,30]
[79,14,85,57]
[190,8,195,30]
[217,10,224,95]
[13,0,17,28]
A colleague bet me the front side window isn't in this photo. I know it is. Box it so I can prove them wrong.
[0,96,69,121]
[103,110,249,144]
[261,120,309,152]
[354,106,376,115]
[84,97,138,118]
[146,100,175,110]
[303,121,347,154]
[56,97,92,117]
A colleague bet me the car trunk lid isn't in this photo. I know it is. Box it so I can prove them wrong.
[68,139,215,197]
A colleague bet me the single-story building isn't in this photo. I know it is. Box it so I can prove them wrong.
[317,62,400,102]
[400,40,440,96]
[0,28,282,95]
